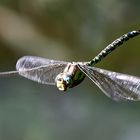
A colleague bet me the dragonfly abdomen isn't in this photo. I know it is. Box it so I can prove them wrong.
[88,30,140,66]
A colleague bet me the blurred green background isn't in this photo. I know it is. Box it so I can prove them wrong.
[0,0,140,140]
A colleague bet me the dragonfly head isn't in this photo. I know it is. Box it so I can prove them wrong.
[55,73,72,91]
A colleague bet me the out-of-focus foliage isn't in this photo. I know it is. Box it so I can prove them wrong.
[0,0,140,140]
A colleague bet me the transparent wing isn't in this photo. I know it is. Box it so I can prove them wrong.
[15,56,68,85]
[78,64,140,101]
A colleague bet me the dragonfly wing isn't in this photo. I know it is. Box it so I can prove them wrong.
[16,56,68,85]
[78,64,140,101]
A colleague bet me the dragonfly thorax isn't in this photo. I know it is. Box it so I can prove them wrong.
[55,63,85,91]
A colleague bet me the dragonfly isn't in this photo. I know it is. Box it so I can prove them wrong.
[0,30,140,101]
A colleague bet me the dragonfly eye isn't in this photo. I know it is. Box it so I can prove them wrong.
[64,75,72,85]
[55,73,68,91]
[57,77,63,82]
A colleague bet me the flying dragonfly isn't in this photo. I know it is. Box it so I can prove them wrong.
[0,30,140,101]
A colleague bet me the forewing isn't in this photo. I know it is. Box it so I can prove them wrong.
[16,56,68,85]
[78,64,140,101]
